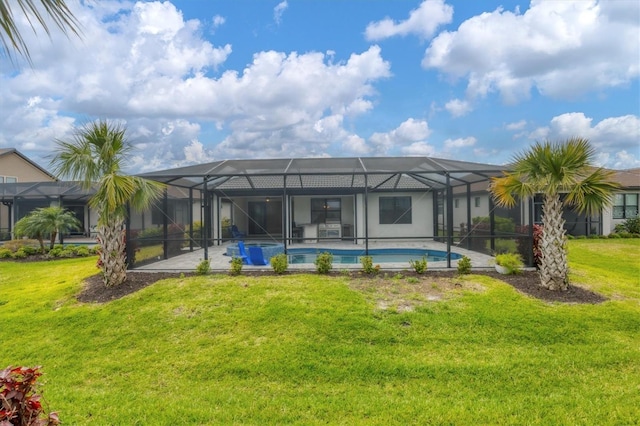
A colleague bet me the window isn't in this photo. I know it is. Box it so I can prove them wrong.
[454,199,459,208]
[379,196,411,224]
[613,193,639,219]
[0,176,17,183]
[474,197,481,208]
[311,198,341,224]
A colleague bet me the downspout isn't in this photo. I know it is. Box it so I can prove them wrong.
[162,187,168,259]
[283,176,288,253]
[489,196,495,253]
[466,183,471,250]
[125,203,132,269]
[189,188,194,252]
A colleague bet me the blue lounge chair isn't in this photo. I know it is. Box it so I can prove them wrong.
[231,225,246,239]
[237,241,252,265]
[248,246,270,266]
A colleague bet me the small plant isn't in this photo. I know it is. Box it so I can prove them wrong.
[0,365,60,426]
[270,253,289,274]
[406,277,419,284]
[0,248,12,259]
[494,252,523,275]
[409,257,427,274]
[195,259,211,275]
[229,257,243,276]
[314,252,333,274]
[361,255,377,274]
[457,255,472,275]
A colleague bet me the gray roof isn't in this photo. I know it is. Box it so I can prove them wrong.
[139,156,508,191]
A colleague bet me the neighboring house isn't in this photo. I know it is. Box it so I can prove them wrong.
[0,148,57,239]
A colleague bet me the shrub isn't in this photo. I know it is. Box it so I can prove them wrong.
[314,252,333,274]
[0,365,60,426]
[11,248,28,259]
[195,259,210,275]
[47,247,64,257]
[620,217,640,234]
[2,239,39,252]
[0,248,12,258]
[608,233,621,239]
[457,255,472,275]
[361,256,379,274]
[270,253,289,274]
[229,257,243,276]
[494,253,524,274]
[409,257,427,274]
[75,246,91,257]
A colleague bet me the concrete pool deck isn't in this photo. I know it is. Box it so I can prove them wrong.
[132,240,495,273]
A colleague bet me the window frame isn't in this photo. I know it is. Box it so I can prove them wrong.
[379,196,412,225]
[613,193,639,219]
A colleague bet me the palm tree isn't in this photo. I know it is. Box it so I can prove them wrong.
[50,120,164,287]
[489,138,619,291]
[1,0,81,62]
[13,206,80,252]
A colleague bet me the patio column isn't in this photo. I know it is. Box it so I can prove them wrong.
[125,203,132,270]
[283,176,288,252]
[189,188,194,251]
[466,183,471,250]
[162,188,168,260]
[364,174,369,255]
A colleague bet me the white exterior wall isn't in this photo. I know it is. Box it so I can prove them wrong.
[452,194,491,228]
[363,192,433,241]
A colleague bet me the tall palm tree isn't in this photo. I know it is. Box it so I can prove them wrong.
[1,0,81,62]
[50,120,164,287]
[489,138,619,291]
[13,206,80,252]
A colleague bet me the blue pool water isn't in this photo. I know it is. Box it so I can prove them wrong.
[287,248,461,265]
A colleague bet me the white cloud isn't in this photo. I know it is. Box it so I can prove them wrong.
[365,0,453,41]
[401,141,437,156]
[274,1,288,25]
[369,118,431,154]
[444,136,476,149]
[0,2,392,169]
[505,120,527,131]
[342,135,370,155]
[444,98,472,117]
[423,0,640,102]
[528,112,640,169]
[212,15,225,31]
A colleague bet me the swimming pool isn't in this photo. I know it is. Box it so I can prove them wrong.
[226,242,284,259]
[287,248,462,265]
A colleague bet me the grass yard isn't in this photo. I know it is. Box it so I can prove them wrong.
[1,240,639,425]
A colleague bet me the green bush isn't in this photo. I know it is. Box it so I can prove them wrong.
[361,256,379,274]
[457,255,472,275]
[608,233,621,239]
[270,253,289,274]
[2,239,39,252]
[229,257,243,276]
[75,246,91,257]
[0,248,12,258]
[314,252,333,274]
[48,247,64,257]
[195,259,210,275]
[619,217,640,234]
[495,253,524,274]
[11,248,28,259]
[409,257,427,274]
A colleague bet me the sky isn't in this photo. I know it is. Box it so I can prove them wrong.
[1,0,639,174]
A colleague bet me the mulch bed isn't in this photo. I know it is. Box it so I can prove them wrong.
[77,269,607,305]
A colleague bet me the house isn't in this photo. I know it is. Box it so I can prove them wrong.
[0,148,57,239]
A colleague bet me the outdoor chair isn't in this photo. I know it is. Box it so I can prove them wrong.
[248,246,270,266]
[237,241,252,265]
[231,225,246,239]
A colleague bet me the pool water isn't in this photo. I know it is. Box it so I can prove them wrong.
[287,248,461,264]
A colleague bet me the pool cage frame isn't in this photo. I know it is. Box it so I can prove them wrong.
[133,156,537,269]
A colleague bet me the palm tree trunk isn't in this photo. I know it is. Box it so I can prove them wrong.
[539,193,569,291]
[96,220,128,287]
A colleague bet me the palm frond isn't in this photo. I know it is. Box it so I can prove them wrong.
[1,0,81,62]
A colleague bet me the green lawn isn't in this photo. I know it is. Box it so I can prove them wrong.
[1,240,639,425]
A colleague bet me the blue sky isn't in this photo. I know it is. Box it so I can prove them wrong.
[1,0,638,173]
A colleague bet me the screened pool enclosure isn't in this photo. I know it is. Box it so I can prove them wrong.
[127,156,538,269]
